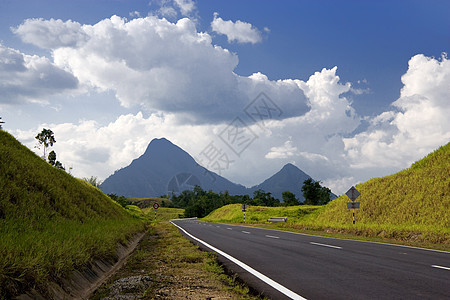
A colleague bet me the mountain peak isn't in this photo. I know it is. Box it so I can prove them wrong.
[281,163,297,170]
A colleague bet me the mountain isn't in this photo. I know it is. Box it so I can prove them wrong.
[249,163,311,201]
[100,137,322,200]
[100,138,247,197]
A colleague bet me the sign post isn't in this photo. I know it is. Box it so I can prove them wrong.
[345,186,360,224]
[153,202,159,222]
[242,204,247,223]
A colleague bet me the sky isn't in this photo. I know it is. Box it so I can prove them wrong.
[1,0,449,195]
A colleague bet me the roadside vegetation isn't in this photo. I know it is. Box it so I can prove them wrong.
[169,179,332,219]
[92,208,265,299]
[204,143,450,250]
[0,131,146,298]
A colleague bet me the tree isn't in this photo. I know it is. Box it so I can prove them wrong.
[301,178,331,205]
[48,150,57,166]
[251,189,280,207]
[35,128,56,159]
[54,161,65,171]
[83,176,102,187]
[108,193,130,208]
[282,191,299,206]
[48,150,65,170]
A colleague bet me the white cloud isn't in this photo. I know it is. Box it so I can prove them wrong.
[343,54,450,169]
[266,140,298,159]
[13,15,306,124]
[12,18,88,49]
[129,11,141,18]
[154,0,197,19]
[0,43,78,104]
[173,0,196,16]
[211,12,263,44]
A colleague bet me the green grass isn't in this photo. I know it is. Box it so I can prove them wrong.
[0,131,146,298]
[204,143,450,248]
[142,207,185,221]
[205,204,318,224]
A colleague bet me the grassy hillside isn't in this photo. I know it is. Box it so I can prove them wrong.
[0,131,145,298]
[204,143,449,245]
[314,143,449,232]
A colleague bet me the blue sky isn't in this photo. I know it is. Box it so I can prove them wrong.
[1,0,449,194]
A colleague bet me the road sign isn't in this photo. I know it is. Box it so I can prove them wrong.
[153,202,159,210]
[345,186,360,201]
[347,202,360,209]
[242,204,247,212]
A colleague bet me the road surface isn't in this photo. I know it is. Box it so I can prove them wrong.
[171,219,450,300]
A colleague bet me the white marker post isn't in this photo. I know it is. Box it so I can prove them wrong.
[153,202,159,222]
[345,186,361,224]
[242,204,247,223]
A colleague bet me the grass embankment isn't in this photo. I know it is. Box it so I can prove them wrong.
[205,143,450,249]
[0,131,145,298]
[142,206,184,221]
[92,208,264,299]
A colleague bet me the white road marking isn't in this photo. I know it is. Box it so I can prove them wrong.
[171,221,306,300]
[242,231,251,234]
[432,265,450,271]
[266,235,280,239]
[227,228,233,230]
[310,242,342,249]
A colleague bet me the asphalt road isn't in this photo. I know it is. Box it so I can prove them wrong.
[171,219,450,300]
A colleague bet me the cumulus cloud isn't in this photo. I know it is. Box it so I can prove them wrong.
[211,13,263,44]
[155,0,197,19]
[12,18,88,49]
[265,140,298,159]
[173,0,196,16]
[13,15,305,124]
[343,54,450,170]
[0,43,78,104]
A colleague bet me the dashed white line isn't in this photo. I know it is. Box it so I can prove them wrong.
[432,265,450,271]
[310,242,342,249]
[227,228,233,230]
[242,231,251,234]
[266,235,280,239]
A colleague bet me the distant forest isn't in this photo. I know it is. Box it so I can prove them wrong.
[168,180,331,218]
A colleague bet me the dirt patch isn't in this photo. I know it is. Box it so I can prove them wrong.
[91,223,265,299]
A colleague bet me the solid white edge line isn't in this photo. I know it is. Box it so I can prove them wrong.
[171,221,306,300]
[432,265,450,271]
[310,242,342,249]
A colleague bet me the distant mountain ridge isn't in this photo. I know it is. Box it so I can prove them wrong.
[100,138,319,200]
[247,163,312,201]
